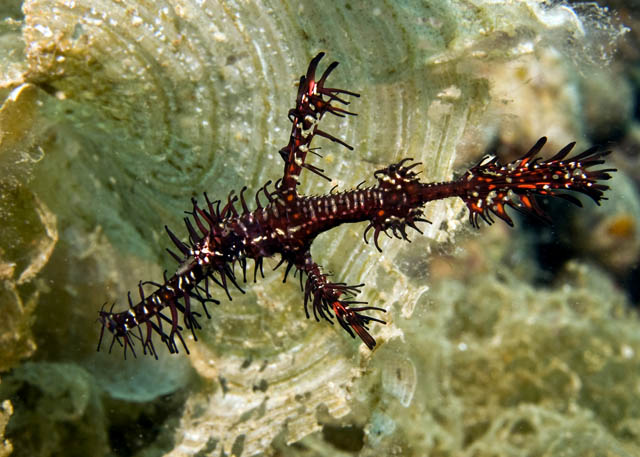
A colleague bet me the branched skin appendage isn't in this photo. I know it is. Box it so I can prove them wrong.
[98,53,616,358]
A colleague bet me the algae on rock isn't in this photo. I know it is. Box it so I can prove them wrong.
[0,83,57,372]
[0,398,11,457]
[0,362,108,457]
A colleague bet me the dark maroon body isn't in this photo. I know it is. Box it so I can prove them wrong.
[97,53,615,358]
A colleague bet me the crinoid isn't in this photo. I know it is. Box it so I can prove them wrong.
[97,53,615,358]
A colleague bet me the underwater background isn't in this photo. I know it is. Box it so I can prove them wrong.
[1,0,639,456]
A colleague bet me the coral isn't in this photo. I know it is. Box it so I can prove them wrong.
[268,249,640,457]
[570,172,640,273]
[422,260,640,457]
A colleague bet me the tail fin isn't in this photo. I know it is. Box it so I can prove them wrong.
[460,137,615,228]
